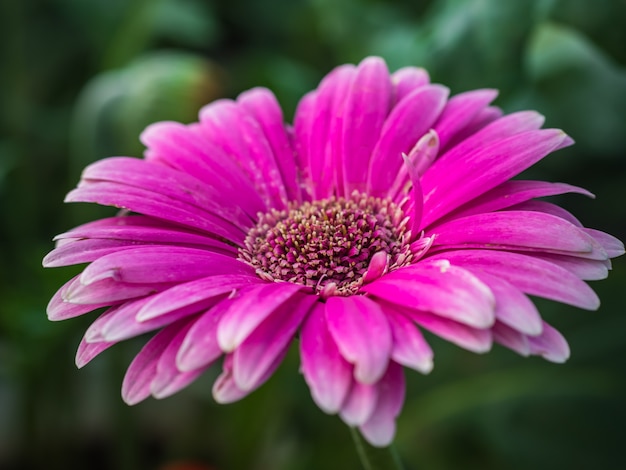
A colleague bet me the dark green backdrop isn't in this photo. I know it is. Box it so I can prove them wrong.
[1,0,625,469]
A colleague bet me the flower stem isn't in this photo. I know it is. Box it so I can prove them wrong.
[350,427,406,470]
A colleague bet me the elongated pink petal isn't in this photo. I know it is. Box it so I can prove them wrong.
[325,296,392,384]
[140,121,266,217]
[237,87,301,203]
[339,380,379,426]
[530,254,610,281]
[430,211,598,256]
[78,246,252,286]
[340,57,392,195]
[391,66,430,103]
[368,85,448,197]
[75,337,116,368]
[54,215,238,253]
[492,322,530,356]
[385,306,433,373]
[122,321,187,405]
[233,293,317,391]
[199,99,288,209]
[176,299,233,372]
[528,321,570,363]
[64,277,171,305]
[212,355,248,404]
[136,274,261,321]
[421,129,573,228]
[584,229,625,258]
[362,260,496,328]
[429,250,600,310]
[441,180,594,222]
[300,303,352,414]
[217,282,304,352]
[359,361,405,447]
[47,275,113,320]
[467,272,542,336]
[151,318,207,399]
[66,181,246,243]
[397,306,493,353]
[433,89,499,152]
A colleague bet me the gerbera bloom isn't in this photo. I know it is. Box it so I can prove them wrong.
[44,57,623,447]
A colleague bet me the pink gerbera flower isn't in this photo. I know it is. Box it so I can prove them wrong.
[44,57,623,447]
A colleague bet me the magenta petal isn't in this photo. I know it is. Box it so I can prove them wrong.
[47,275,112,320]
[530,254,610,281]
[430,211,598,256]
[136,274,261,321]
[217,282,304,352]
[176,299,236,372]
[325,296,392,384]
[385,307,434,373]
[300,303,352,414]
[492,321,531,356]
[339,380,379,427]
[421,129,573,228]
[75,337,116,368]
[431,250,600,310]
[233,293,317,391]
[212,354,248,404]
[362,260,496,328]
[237,87,301,203]
[198,99,288,209]
[65,277,171,305]
[359,362,405,447]
[528,321,570,363]
[140,121,266,218]
[121,321,186,405]
[368,85,449,197]
[66,181,246,243]
[79,246,252,286]
[399,307,493,353]
[341,57,392,194]
[467,271,542,336]
[433,89,499,152]
[584,228,625,258]
[151,318,207,399]
[391,66,430,103]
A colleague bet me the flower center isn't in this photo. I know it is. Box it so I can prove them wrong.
[239,191,412,296]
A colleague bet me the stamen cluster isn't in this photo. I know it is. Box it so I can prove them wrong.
[240,192,411,295]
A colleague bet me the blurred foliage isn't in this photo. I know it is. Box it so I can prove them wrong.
[1,0,626,469]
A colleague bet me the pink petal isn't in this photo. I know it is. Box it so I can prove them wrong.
[342,57,392,195]
[136,273,261,321]
[64,277,171,305]
[584,228,625,258]
[300,303,352,414]
[339,380,379,427]
[325,296,392,384]
[391,66,430,103]
[217,282,304,352]
[78,246,252,286]
[199,99,288,209]
[237,87,301,203]
[528,321,570,363]
[397,306,493,353]
[75,337,116,368]
[150,318,207,399]
[421,129,573,228]
[362,260,496,328]
[66,181,246,243]
[176,298,239,372]
[47,275,113,320]
[433,89,499,152]
[430,211,598,256]
[121,321,187,405]
[385,306,433,373]
[233,293,317,391]
[530,254,610,281]
[492,321,530,356]
[442,180,594,222]
[429,250,600,310]
[367,85,448,197]
[140,121,266,218]
[359,361,406,447]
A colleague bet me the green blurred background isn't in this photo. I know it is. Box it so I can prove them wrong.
[1,0,625,469]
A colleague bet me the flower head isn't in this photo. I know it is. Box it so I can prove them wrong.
[44,57,623,447]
